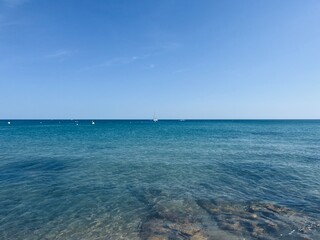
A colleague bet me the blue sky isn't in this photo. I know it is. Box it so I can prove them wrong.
[0,0,319,119]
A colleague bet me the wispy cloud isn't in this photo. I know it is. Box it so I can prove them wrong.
[46,50,76,59]
[98,54,150,67]
[161,42,182,51]
[174,68,190,74]
[0,20,20,27]
[141,63,156,70]
[147,63,155,69]
[3,0,30,7]
[82,54,151,71]
[82,41,181,72]
[0,15,23,31]
[142,42,182,54]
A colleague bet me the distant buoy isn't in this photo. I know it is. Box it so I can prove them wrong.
[8,121,11,125]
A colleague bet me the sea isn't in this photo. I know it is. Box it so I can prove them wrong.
[0,120,319,239]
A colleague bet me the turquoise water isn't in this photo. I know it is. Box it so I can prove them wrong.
[0,120,319,239]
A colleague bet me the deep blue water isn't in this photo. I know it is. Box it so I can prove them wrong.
[0,120,319,239]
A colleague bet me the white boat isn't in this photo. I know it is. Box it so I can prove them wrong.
[7,121,11,125]
[92,121,95,125]
[153,114,158,122]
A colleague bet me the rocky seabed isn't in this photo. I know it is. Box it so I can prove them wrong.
[136,190,320,240]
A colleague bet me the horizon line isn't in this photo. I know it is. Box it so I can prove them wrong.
[1,118,320,121]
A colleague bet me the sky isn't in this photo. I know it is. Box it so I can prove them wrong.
[0,0,319,119]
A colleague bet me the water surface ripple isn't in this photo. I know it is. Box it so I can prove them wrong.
[0,120,319,239]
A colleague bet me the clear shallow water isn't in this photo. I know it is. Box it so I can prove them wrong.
[0,120,319,239]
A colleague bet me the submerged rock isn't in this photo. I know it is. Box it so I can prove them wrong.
[139,198,210,240]
[166,223,201,236]
[134,187,319,239]
[139,197,249,239]
[196,199,320,239]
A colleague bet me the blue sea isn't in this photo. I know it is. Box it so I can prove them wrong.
[0,120,319,239]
